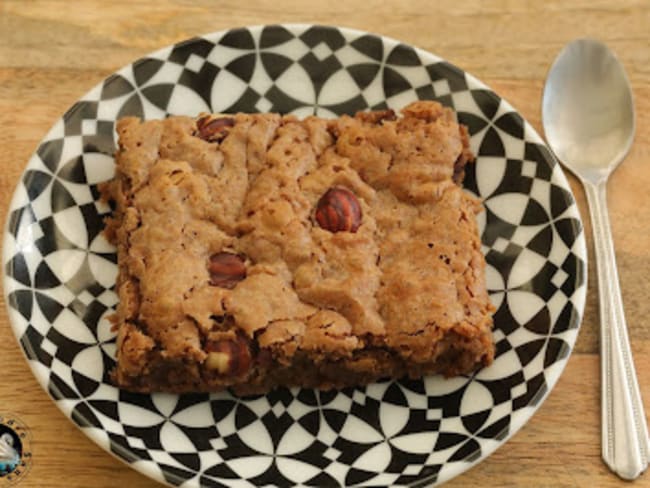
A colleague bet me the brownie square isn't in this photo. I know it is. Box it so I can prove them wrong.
[103,101,494,395]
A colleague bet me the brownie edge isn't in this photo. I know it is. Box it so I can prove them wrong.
[103,101,495,395]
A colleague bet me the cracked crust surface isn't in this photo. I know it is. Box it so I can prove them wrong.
[103,101,495,395]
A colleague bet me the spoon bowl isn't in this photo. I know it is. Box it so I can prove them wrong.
[542,38,649,481]
[542,39,635,182]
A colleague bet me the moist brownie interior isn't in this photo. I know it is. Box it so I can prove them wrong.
[102,101,495,395]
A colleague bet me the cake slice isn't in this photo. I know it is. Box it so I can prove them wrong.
[102,101,494,395]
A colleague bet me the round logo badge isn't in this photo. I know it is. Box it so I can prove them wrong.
[0,414,32,486]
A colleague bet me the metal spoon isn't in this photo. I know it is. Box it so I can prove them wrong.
[542,38,649,480]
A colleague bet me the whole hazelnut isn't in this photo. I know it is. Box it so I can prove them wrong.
[205,335,251,376]
[315,187,362,233]
[196,116,235,142]
[208,252,246,289]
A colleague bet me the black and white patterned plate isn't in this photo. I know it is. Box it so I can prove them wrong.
[2,25,587,487]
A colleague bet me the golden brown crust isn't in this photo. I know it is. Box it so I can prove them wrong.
[106,101,495,394]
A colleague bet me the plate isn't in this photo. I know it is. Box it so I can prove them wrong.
[2,24,586,487]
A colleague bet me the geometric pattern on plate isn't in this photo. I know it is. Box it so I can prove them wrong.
[3,24,586,487]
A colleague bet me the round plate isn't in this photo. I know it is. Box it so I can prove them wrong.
[2,24,586,487]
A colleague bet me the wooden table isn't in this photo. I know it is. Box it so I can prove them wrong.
[1,1,649,486]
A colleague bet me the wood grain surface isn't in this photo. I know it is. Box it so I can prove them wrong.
[1,1,649,486]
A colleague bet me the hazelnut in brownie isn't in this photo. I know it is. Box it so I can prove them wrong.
[102,101,494,395]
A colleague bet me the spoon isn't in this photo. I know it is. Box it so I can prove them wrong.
[542,38,649,480]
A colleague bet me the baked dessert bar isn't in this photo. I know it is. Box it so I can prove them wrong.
[103,101,495,395]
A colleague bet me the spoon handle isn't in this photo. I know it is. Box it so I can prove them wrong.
[584,180,650,480]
